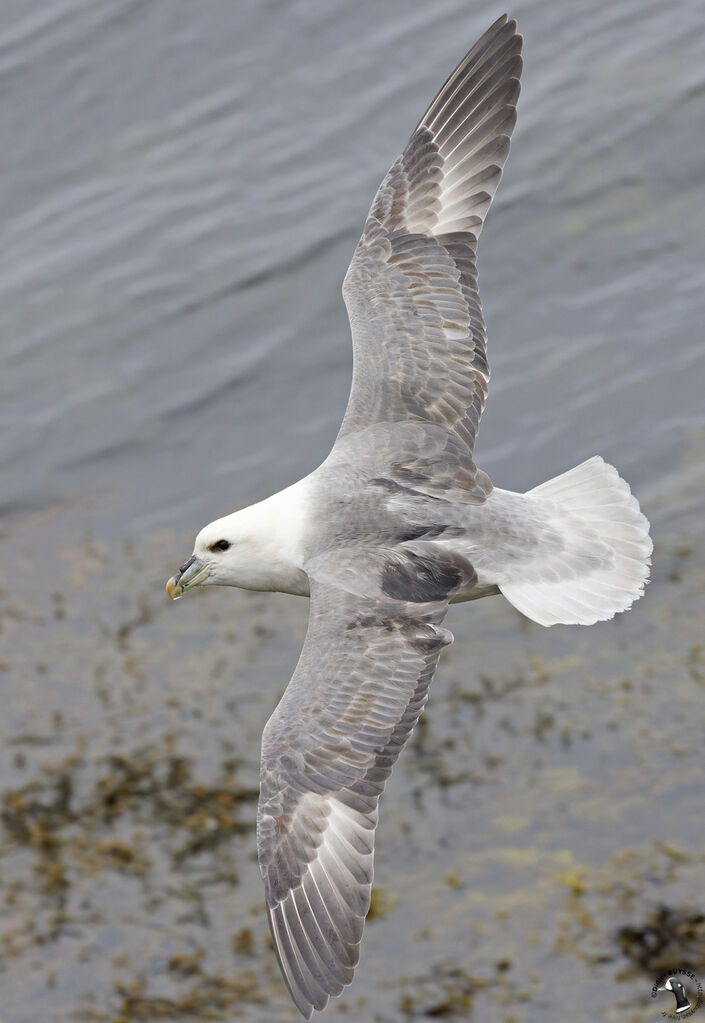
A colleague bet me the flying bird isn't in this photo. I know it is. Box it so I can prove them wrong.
[166,15,652,1017]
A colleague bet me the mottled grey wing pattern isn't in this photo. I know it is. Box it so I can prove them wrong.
[257,546,475,1017]
[257,19,522,1016]
[339,15,522,474]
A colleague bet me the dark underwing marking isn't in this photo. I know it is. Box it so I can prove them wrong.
[401,622,453,654]
[370,477,426,498]
[370,477,445,502]
[345,613,380,631]
[274,813,292,835]
[381,550,464,603]
[345,612,408,633]
[396,523,448,542]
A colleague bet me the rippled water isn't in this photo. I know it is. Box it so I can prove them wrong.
[2,2,705,1021]
[3,0,705,536]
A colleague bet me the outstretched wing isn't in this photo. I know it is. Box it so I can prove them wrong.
[257,546,475,1017]
[339,15,522,470]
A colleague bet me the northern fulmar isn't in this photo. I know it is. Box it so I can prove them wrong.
[166,15,652,1017]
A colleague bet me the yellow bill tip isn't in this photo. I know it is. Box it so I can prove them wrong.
[165,576,183,600]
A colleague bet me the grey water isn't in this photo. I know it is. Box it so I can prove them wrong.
[2,2,705,1022]
[2,0,704,539]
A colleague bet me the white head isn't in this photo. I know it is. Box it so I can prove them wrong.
[165,509,262,597]
[165,486,309,599]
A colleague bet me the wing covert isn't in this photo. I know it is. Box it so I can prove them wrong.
[339,15,522,473]
[256,546,475,1016]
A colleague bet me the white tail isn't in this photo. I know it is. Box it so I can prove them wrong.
[499,457,652,627]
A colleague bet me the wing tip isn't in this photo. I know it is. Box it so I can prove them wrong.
[267,901,322,1018]
[415,14,522,130]
[267,875,364,1018]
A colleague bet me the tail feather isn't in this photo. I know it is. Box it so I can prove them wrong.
[499,456,652,627]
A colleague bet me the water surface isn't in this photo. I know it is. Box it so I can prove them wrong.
[2,1,704,1020]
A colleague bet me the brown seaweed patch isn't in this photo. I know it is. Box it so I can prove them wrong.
[232,926,255,956]
[399,961,483,1017]
[617,905,705,974]
[552,844,705,977]
[113,969,263,1019]
[0,743,259,956]
[367,884,397,921]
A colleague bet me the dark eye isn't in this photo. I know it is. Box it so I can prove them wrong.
[210,539,230,552]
